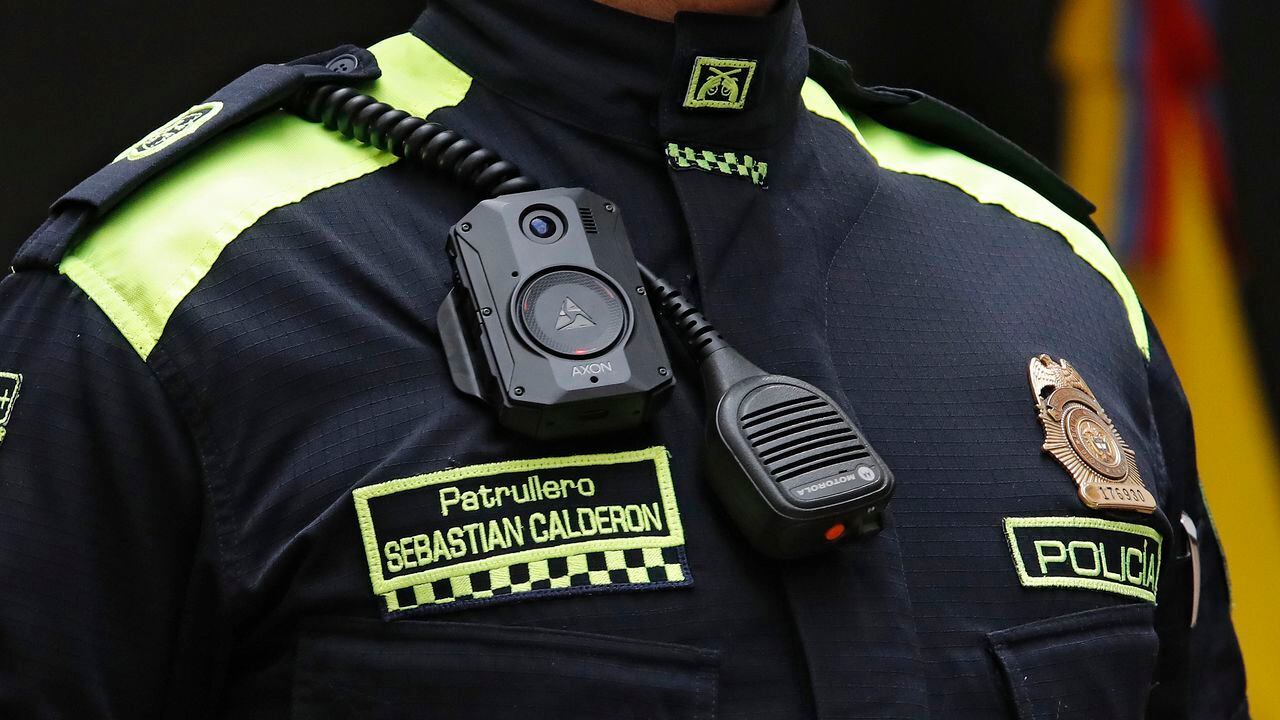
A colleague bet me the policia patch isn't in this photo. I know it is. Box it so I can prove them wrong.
[353,447,690,617]
[1005,517,1162,602]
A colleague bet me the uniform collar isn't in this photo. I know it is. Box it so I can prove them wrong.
[411,0,809,148]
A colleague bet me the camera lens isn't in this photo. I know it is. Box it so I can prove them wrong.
[520,206,567,243]
[528,215,556,238]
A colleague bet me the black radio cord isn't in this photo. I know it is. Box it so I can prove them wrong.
[292,84,538,197]
[289,83,726,366]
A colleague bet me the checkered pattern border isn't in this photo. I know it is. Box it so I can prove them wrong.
[382,545,689,616]
[665,142,769,187]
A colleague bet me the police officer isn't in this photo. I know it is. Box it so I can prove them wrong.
[0,0,1248,717]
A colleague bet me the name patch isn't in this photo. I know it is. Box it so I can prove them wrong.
[1004,516,1163,602]
[353,446,689,617]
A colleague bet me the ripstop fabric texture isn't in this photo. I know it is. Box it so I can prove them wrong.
[0,1,1246,718]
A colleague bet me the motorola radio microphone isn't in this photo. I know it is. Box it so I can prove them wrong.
[640,266,894,558]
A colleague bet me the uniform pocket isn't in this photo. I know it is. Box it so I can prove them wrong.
[291,617,719,720]
[988,604,1158,720]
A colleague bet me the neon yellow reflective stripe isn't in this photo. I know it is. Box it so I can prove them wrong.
[800,79,869,148]
[802,79,1149,359]
[59,33,471,359]
[360,33,472,113]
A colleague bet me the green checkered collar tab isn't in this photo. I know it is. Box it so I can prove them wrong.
[352,447,691,618]
[665,142,769,187]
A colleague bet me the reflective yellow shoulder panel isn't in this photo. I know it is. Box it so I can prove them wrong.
[60,34,471,360]
[801,79,1149,359]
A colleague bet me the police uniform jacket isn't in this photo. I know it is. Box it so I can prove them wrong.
[0,0,1249,718]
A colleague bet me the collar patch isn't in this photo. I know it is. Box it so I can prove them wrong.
[1005,516,1163,603]
[352,446,690,618]
[1028,355,1155,513]
[114,102,223,162]
[683,56,757,110]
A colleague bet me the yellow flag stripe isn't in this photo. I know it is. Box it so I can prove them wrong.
[1051,0,1126,240]
[1131,104,1280,711]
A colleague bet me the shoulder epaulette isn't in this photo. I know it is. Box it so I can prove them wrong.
[13,44,381,270]
[805,46,1147,358]
[807,47,1103,239]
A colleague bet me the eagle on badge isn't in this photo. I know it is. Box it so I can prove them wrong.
[1028,355,1156,514]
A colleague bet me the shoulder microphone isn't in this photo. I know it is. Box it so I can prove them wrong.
[639,266,894,558]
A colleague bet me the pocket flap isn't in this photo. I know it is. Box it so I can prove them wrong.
[988,604,1158,720]
[292,618,719,719]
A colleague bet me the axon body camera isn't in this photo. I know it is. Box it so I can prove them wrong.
[437,188,674,439]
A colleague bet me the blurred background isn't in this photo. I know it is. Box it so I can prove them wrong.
[0,0,1275,712]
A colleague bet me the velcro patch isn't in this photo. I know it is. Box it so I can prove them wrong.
[1004,516,1163,603]
[353,446,689,617]
[114,102,223,162]
[683,56,756,110]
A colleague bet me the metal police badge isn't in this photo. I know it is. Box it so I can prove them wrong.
[1028,355,1155,513]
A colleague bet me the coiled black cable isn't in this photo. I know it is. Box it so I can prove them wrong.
[637,263,729,364]
[288,83,708,347]
[290,84,538,198]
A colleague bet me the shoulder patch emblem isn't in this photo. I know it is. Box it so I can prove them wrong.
[352,446,690,618]
[1028,355,1155,513]
[0,372,19,445]
[683,56,756,110]
[114,102,223,162]
[1004,516,1162,602]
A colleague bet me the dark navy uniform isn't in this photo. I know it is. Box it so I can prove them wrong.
[0,1,1248,718]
